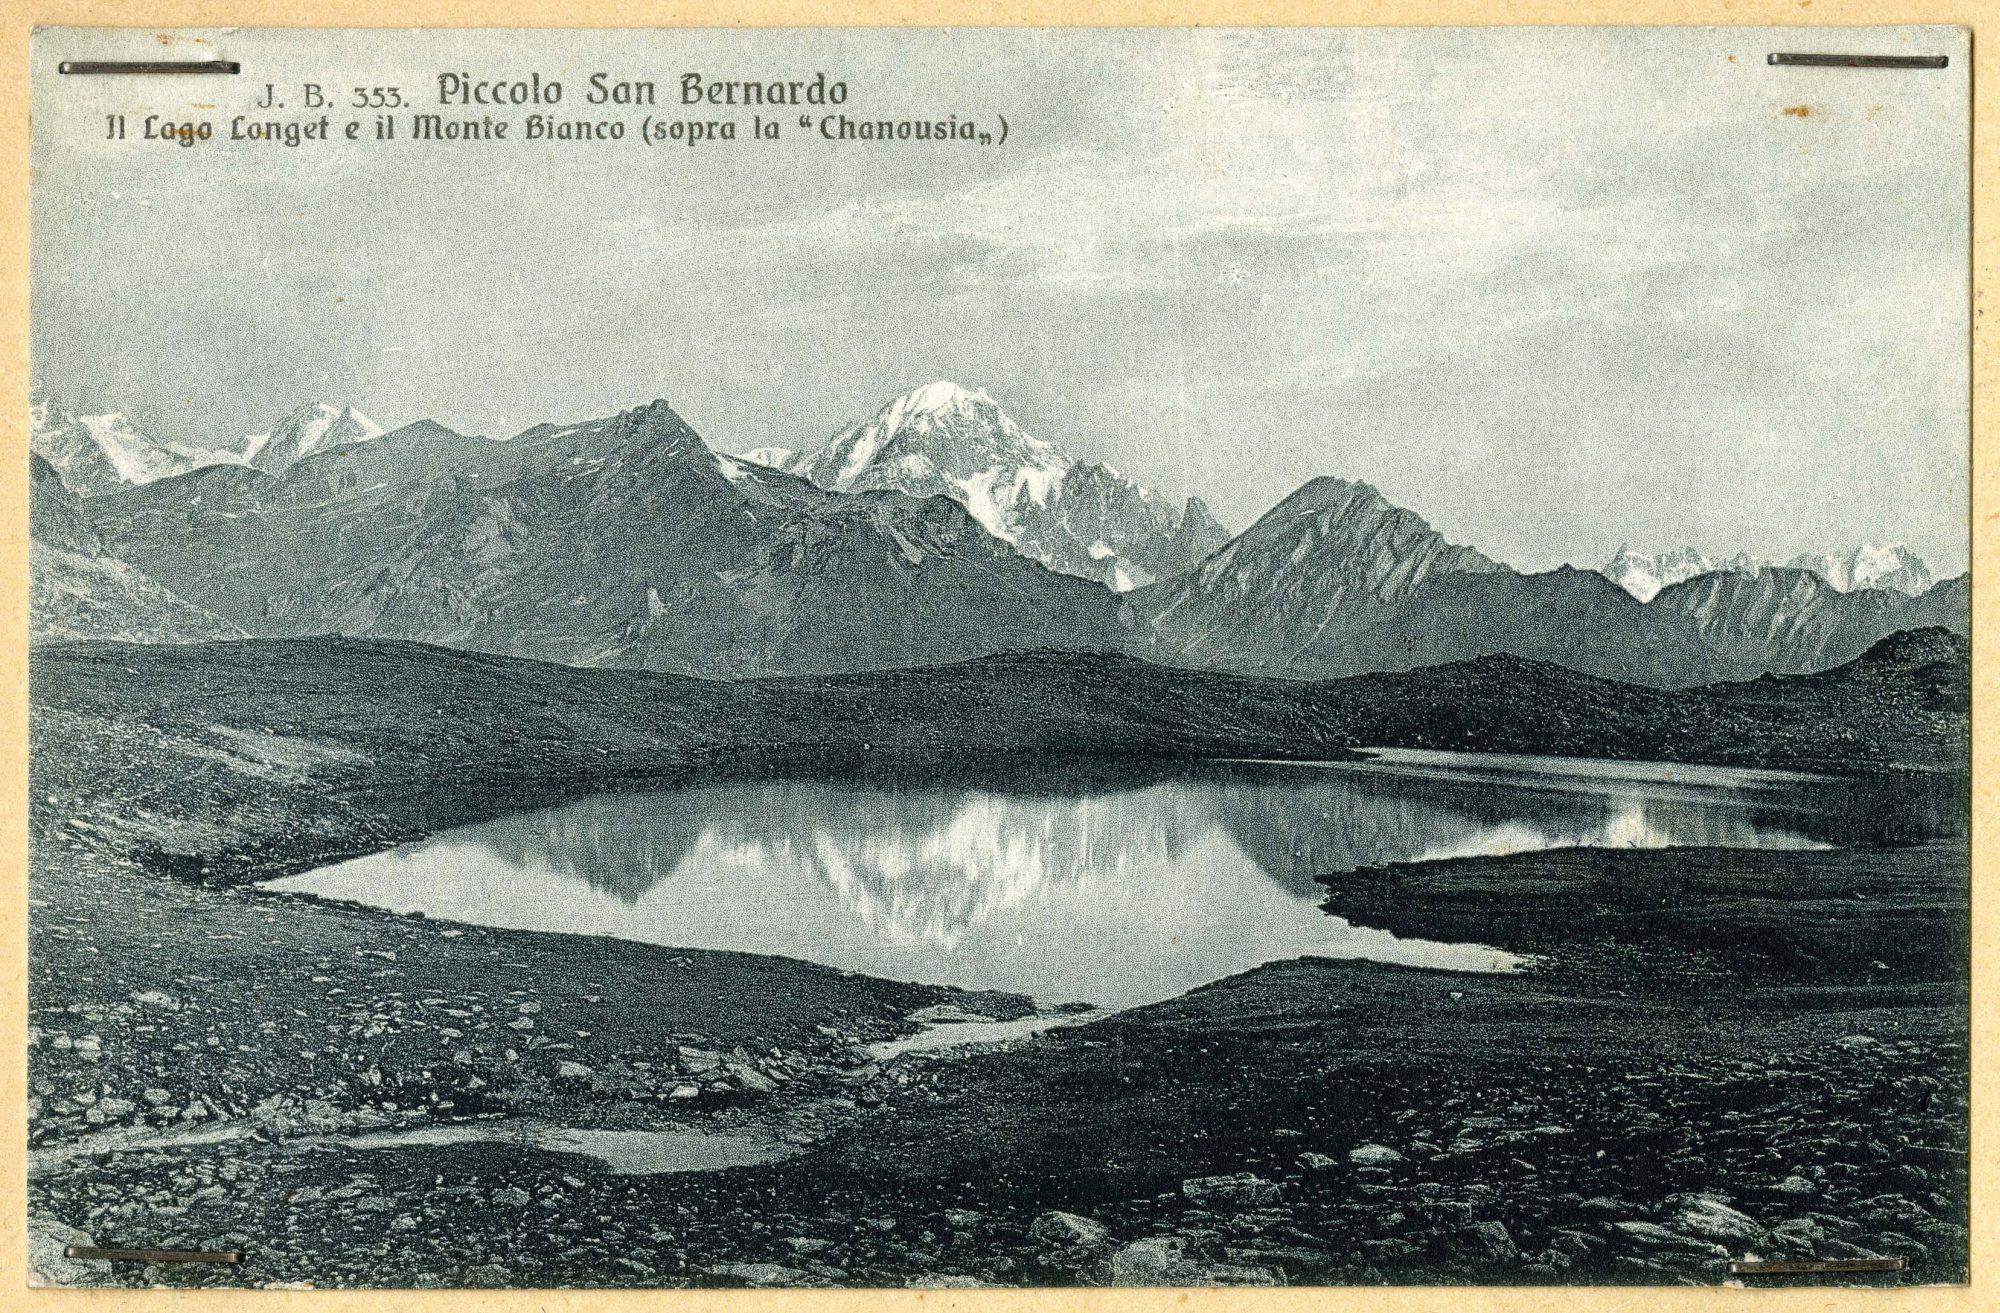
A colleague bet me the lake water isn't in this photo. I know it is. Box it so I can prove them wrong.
[268,748,1943,1010]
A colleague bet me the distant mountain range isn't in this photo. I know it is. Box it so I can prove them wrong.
[1602,543,1934,602]
[30,396,222,496]
[750,382,1227,592]
[1124,477,1964,686]
[28,382,1969,687]
[31,395,388,489]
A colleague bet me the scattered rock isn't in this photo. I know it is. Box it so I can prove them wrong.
[704,1261,812,1287]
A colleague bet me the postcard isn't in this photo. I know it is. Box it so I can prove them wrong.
[25,24,1970,1290]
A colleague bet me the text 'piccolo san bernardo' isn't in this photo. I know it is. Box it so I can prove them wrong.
[103,71,1012,150]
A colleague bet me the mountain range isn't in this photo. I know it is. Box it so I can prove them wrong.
[1124,477,1963,686]
[71,400,1125,677]
[29,382,1969,688]
[1603,543,1935,602]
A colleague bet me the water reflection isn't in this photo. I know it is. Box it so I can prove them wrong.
[269,749,1952,1009]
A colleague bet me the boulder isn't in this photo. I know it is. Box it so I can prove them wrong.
[1030,1210,1111,1249]
[1348,1143,1404,1167]
[1110,1235,1191,1284]
[704,1262,811,1287]
[1609,1221,1727,1256]
[1444,1221,1519,1263]
[26,1217,107,1287]
[1667,1195,1768,1248]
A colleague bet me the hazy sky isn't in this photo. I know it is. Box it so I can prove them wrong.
[32,26,1969,572]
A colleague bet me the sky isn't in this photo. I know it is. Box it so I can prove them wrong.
[31,26,1970,573]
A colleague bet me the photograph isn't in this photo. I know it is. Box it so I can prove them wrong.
[25,24,1971,1290]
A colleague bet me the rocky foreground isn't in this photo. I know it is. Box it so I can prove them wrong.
[29,836,1968,1290]
[25,635,1970,1289]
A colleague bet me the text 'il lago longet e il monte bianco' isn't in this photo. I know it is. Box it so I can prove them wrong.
[101,70,1013,150]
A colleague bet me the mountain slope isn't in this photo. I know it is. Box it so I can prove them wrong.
[1898,572,1971,631]
[783,382,1226,591]
[1646,567,1942,677]
[86,400,1125,677]
[1133,475,1967,688]
[1126,477,1718,686]
[28,455,245,644]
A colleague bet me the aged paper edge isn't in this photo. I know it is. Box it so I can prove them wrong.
[0,1,1986,1310]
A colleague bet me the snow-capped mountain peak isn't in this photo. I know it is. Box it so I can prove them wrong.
[30,393,218,496]
[782,382,1225,591]
[1600,545,1763,603]
[1788,544,1933,596]
[249,402,386,475]
[798,381,1069,514]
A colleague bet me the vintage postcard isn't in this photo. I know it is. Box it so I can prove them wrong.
[24,24,1970,1291]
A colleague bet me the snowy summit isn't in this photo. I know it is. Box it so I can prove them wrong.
[777,381,1226,591]
[247,402,386,475]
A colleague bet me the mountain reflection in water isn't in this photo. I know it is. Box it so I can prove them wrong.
[269,748,1943,1009]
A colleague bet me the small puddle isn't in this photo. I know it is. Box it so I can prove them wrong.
[870,1008,1105,1060]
